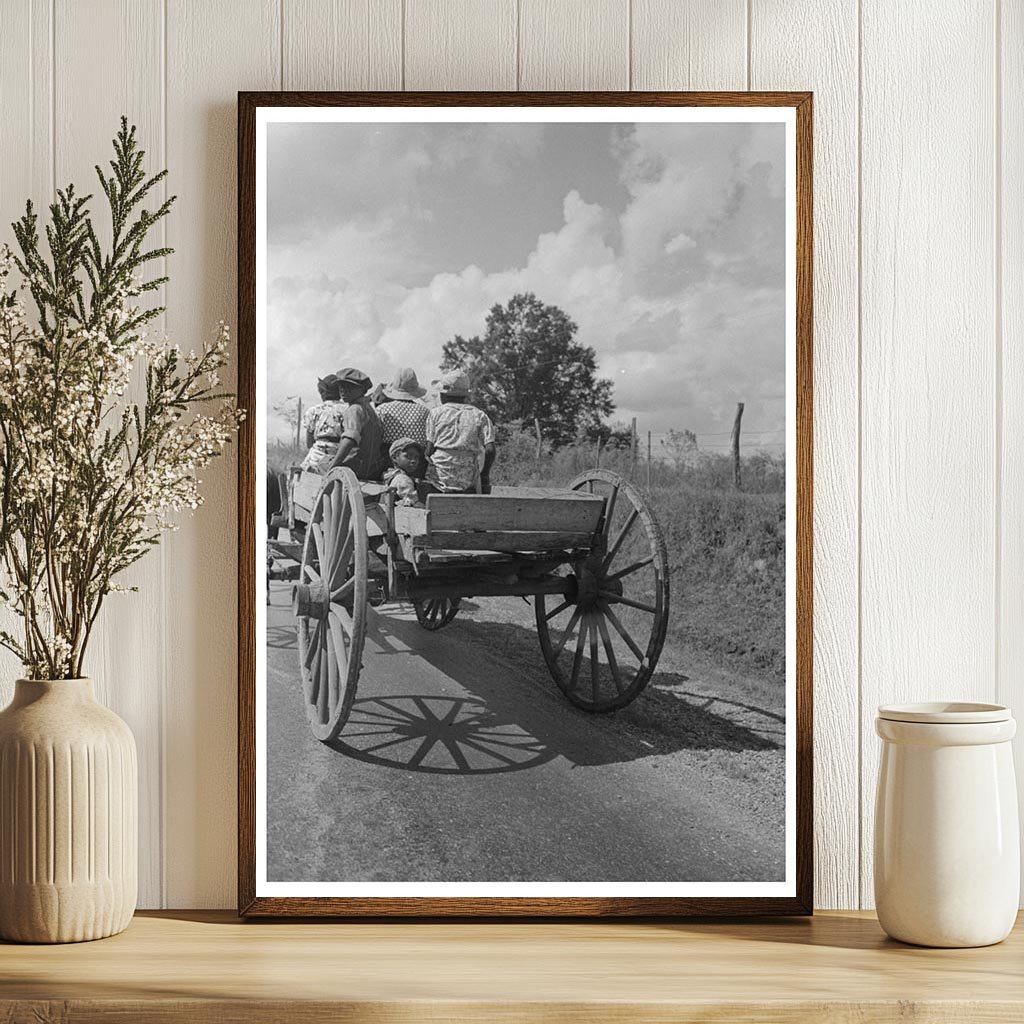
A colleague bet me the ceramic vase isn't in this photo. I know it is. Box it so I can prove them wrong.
[0,678,137,943]
[874,702,1019,948]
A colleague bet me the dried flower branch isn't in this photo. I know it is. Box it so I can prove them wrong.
[0,117,241,679]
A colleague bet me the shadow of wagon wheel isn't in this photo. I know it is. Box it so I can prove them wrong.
[327,695,556,775]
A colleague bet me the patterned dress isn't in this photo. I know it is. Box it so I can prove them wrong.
[377,399,429,448]
[425,402,496,493]
[300,400,345,474]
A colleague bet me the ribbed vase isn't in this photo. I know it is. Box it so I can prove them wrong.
[0,678,137,943]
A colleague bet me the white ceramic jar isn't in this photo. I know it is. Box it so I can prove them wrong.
[874,702,1019,948]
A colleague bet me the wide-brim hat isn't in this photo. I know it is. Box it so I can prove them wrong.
[383,367,427,401]
[434,369,470,398]
[334,367,373,394]
[389,436,425,459]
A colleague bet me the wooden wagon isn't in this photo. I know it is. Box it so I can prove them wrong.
[269,467,670,741]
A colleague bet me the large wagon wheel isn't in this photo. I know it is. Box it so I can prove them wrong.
[413,597,461,631]
[535,469,669,712]
[293,468,368,741]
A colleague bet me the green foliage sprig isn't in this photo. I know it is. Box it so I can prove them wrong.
[0,118,241,679]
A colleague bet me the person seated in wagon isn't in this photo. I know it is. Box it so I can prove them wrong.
[384,436,432,506]
[425,370,497,494]
[303,366,387,481]
[376,367,429,449]
[299,372,345,474]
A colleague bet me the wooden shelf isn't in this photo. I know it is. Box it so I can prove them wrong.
[2,910,1023,1022]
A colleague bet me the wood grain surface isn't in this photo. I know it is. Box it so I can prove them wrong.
[2,911,1024,1023]
[858,1,998,909]
[750,0,860,911]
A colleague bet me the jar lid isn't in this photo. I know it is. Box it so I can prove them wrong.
[877,701,1011,724]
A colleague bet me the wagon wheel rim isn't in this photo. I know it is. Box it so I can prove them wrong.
[535,469,669,712]
[413,597,461,631]
[295,468,368,741]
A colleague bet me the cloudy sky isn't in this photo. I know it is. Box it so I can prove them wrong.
[266,119,786,449]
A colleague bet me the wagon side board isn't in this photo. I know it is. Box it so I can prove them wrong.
[393,491,605,555]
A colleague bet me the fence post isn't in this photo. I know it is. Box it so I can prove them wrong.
[731,401,744,490]
[295,396,303,449]
[630,418,638,478]
[596,438,603,469]
[533,417,543,462]
[646,430,652,491]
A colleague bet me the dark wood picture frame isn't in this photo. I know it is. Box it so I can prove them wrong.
[238,91,813,917]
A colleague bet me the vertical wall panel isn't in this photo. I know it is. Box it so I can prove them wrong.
[860,1,997,907]
[404,0,516,89]
[0,0,53,698]
[631,0,746,90]
[1000,0,1024,901]
[750,1,860,910]
[164,0,280,908]
[519,0,628,90]
[52,0,166,909]
[284,0,402,90]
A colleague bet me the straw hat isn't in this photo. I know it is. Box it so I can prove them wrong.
[383,367,427,401]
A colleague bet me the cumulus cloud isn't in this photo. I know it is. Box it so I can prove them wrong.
[266,120,786,445]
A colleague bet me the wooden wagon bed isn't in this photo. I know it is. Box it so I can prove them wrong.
[279,467,670,740]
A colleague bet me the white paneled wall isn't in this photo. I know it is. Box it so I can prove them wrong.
[0,0,1018,910]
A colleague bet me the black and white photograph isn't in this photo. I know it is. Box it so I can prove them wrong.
[251,101,801,905]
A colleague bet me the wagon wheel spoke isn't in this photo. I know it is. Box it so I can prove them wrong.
[428,600,442,627]
[606,555,654,582]
[329,509,353,593]
[600,601,646,665]
[544,598,572,621]
[332,577,355,603]
[569,615,589,692]
[551,606,583,661]
[588,615,600,704]
[326,620,341,712]
[304,619,325,669]
[303,563,322,584]
[599,590,658,615]
[602,484,619,539]
[595,611,626,695]
[316,626,330,724]
[311,521,329,575]
[332,602,354,638]
[602,508,638,572]
[328,609,350,680]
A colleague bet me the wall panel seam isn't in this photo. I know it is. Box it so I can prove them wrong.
[994,0,1003,707]
[855,0,864,910]
[160,0,169,910]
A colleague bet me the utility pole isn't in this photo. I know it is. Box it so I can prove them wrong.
[533,417,543,462]
[295,396,303,449]
[647,431,652,491]
[630,417,638,477]
[731,402,744,490]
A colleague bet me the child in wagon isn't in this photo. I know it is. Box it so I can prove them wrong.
[384,436,432,506]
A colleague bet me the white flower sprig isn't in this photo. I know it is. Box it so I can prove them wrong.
[0,119,241,679]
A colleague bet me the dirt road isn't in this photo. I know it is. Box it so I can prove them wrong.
[266,582,786,883]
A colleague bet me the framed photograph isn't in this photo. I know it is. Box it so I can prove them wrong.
[238,91,812,916]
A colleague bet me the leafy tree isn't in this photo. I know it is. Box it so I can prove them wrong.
[440,292,613,448]
[661,428,699,469]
